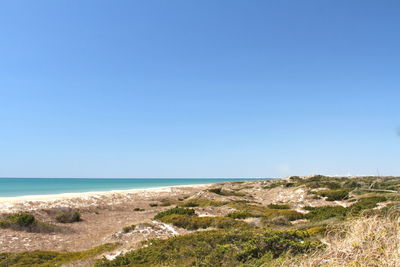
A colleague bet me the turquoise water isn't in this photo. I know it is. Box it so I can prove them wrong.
[0,178,267,197]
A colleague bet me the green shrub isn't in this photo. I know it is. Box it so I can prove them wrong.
[122,224,136,233]
[284,182,295,187]
[228,202,303,221]
[158,214,246,230]
[0,243,119,267]
[149,203,158,207]
[212,217,247,229]
[160,214,212,230]
[342,180,361,188]
[305,196,388,222]
[0,212,56,233]
[208,188,223,194]
[267,204,290,209]
[133,208,145,211]
[207,188,246,197]
[315,188,351,201]
[55,210,81,223]
[267,216,290,226]
[7,212,35,227]
[304,206,347,222]
[177,198,227,208]
[308,181,342,189]
[228,202,270,215]
[347,196,387,216]
[227,211,259,219]
[181,201,200,207]
[305,225,329,236]
[264,209,304,221]
[95,228,322,267]
[159,202,173,207]
[153,207,195,220]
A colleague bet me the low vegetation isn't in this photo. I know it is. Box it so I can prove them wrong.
[122,224,136,233]
[208,187,246,197]
[313,188,352,201]
[95,228,322,267]
[180,198,227,207]
[0,243,119,267]
[267,203,290,209]
[227,211,260,219]
[153,207,195,220]
[228,202,304,222]
[45,207,81,223]
[55,210,81,223]
[0,212,61,233]
[133,208,145,211]
[305,206,348,222]
[305,195,389,222]
[154,207,246,230]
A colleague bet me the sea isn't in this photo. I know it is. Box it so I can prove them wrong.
[0,178,269,197]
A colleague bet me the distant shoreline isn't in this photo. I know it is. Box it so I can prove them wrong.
[0,177,269,199]
[0,183,214,205]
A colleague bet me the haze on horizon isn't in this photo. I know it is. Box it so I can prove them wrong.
[0,1,399,178]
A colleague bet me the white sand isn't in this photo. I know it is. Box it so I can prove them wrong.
[0,183,211,204]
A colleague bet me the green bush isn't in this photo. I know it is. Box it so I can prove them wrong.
[304,206,347,222]
[95,228,322,267]
[181,201,199,207]
[149,203,158,207]
[305,196,388,222]
[7,212,35,227]
[208,188,223,194]
[227,211,259,219]
[263,180,292,189]
[264,209,304,221]
[158,214,246,230]
[315,188,351,201]
[55,210,81,223]
[304,225,329,236]
[122,224,136,233]
[207,188,246,197]
[0,212,68,233]
[307,181,342,189]
[153,207,195,220]
[0,243,119,267]
[212,217,247,229]
[160,214,212,230]
[267,216,290,226]
[159,202,173,207]
[228,202,270,215]
[342,180,361,188]
[183,198,227,207]
[267,204,290,209]
[228,202,303,221]
[347,196,387,216]
[133,208,145,211]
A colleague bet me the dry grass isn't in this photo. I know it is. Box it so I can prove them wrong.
[271,213,400,267]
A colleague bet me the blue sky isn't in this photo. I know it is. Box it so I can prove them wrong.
[0,1,399,178]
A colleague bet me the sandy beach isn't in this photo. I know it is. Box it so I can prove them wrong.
[0,183,212,212]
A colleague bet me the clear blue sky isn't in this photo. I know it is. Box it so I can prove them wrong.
[0,1,399,178]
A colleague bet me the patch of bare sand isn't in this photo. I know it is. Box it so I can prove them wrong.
[0,184,209,253]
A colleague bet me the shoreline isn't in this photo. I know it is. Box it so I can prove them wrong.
[0,183,214,205]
